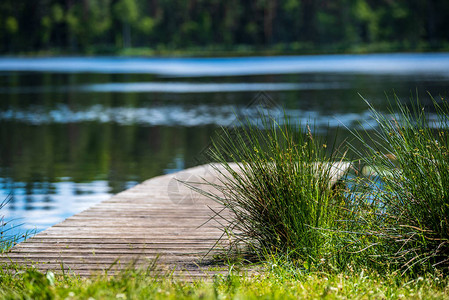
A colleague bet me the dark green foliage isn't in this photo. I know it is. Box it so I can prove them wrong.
[352,95,449,274]
[197,96,449,275]
[1,0,449,54]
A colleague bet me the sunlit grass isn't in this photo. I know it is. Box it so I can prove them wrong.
[0,262,447,299]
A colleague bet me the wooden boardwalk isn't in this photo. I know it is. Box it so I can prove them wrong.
[0,162,351,279]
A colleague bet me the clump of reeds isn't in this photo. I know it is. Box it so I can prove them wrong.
[199,114,352,269]
[193,95,449,275]
[352,95,449,274]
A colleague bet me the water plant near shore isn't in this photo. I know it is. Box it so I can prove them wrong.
[0,195,32,252]
[1,196,20,252]
[194,95,449,275]
[351,95,449,274]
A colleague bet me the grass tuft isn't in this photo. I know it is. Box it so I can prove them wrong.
[351,94,449,274]
[195,113,354,270]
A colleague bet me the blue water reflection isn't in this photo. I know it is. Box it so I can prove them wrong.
[1,53,449,239]
[1,53,449,77]
[0,179,111,235]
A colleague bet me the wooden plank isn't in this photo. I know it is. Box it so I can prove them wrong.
[11,243,219,249]
[7,248,217,253]
[19,238,223,243]
[1,162,350,278]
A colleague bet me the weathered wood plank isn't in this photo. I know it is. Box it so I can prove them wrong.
[1,162,350,278]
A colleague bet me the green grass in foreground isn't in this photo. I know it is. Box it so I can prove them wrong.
[0,263,448,299]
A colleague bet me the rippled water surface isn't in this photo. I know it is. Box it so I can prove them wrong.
[1,53,449,236]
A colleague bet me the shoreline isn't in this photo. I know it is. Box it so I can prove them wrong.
[3,43,449,58]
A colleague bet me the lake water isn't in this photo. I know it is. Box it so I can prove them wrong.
[1,53,449,237]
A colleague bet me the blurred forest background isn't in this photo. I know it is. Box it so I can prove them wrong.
[1,0,449,55]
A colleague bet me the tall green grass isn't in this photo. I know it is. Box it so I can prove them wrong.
[194,95,449,275]
[351,95,449,274]
[197,114,353,270]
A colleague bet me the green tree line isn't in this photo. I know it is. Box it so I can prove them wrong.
[1,0,449,54]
